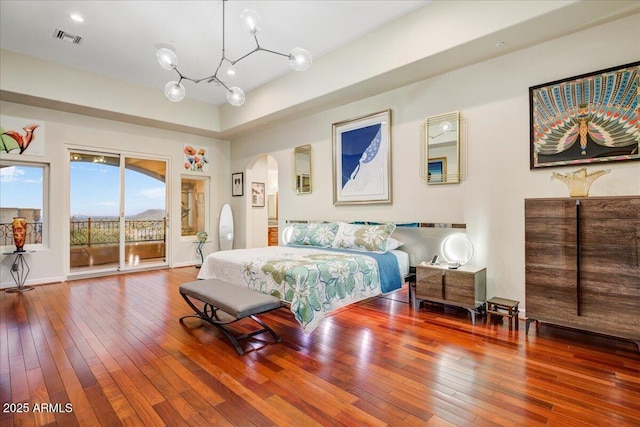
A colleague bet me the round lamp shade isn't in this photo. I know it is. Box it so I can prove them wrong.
[289,47,312,71]
[441,233,474,265]
[157,48,177,70]
[164,81,185,102]
[226,87,245,106]
[240,9,262,35]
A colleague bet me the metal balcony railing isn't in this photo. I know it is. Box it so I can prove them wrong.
[1,219,166,247]
[70,218,166,246]
[0,222,43,246]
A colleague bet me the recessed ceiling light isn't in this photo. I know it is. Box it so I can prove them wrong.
[70,13,84,23]
[496,41,505,48]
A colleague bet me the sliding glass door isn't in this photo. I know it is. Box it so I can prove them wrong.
[69,151,167,274]
[122,156,167,269]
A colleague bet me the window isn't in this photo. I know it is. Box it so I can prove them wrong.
[181,176,208,237]
[0,161,48,249]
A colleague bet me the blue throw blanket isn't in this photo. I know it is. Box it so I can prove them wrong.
[307,246,403,294]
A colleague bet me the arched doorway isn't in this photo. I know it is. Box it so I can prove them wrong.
[244,154,278,248]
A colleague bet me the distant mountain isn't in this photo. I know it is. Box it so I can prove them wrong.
[129,209,165,220]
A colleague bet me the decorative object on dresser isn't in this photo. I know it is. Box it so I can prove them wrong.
[529,61,640,169]
[413,263,487,325]
[524,196,640,351]
[332,109,392,205]
[550,167,610,197]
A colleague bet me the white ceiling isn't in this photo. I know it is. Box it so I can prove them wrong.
[0,0,428,106]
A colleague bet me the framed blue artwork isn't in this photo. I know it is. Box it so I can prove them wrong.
[428,158,446,183]
[332,109,392,205]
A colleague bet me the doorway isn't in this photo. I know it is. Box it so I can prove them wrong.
[69,150,168,274]
[245,154,277,248]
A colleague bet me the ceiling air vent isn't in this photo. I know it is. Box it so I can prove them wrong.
[53,29,82,44]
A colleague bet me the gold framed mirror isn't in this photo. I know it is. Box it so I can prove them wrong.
[425,111,460,184]
[294,144,312,194]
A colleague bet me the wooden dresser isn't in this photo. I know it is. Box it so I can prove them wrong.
[267,226,278,246]
[413,263,486,324]
[525,196,640,350]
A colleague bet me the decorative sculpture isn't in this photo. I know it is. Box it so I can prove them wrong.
[12,217,27,252]
[550,167,610,197]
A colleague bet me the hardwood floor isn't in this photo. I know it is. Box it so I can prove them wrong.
[1,268,639,426]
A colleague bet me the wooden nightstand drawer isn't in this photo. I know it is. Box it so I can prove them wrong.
[414,263,486,324]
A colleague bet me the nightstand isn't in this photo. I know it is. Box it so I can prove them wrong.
[414,263,486,324]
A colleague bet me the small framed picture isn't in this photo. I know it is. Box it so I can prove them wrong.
[251,182,265,207]
[427,157,447,183]
[231,172,243,197]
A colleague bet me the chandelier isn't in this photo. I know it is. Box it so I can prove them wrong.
[156,0,312,107]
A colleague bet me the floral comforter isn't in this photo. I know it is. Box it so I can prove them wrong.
[197,246,402,333]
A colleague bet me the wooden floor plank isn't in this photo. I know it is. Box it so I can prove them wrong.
[1,268,639,426]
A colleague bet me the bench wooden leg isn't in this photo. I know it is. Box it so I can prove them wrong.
[179,294,281,355]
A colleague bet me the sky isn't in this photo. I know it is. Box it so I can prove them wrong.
[0,165,43,212]
[1,162,166,219]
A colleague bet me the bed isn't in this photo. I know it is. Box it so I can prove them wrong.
[197,221,410,333]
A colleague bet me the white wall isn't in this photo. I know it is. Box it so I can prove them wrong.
[229,14,640,312]
[0,102,229,287]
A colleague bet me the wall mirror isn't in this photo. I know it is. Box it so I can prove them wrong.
[425,111,460,184]
[219,203,234,251]
[294,144,312,194]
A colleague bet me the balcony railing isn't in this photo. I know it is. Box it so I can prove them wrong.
[0,222,43,246]
[1,219,165,247]
[70,218,166,246]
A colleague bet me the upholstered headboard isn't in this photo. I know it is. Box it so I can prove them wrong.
[285,220,466,267]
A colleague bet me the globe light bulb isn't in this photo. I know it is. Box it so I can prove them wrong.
[240,9,261,35]
[157,48,177,70]
[289,47,312,71]
[227,87,245,106]
[164,81,185,102]
[439,121,453,132]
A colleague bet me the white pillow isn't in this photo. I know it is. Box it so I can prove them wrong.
[386,237,403,251]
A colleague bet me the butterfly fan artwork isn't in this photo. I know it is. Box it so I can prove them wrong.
[529,62,639,169]
[0,116,45,156]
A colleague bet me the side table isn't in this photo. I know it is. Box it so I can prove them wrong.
[194,241,212,268]
[2,250,35,293]
[486,297,519,329]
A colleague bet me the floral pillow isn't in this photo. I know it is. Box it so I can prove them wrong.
[332,222,396,252]
[289,222,338,247]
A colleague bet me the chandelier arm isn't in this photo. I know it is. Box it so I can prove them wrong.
[212,57,227,81]
[215,79,232,92]
[258,47,291,59]
[159,0,309,106]
[228,48,261,66]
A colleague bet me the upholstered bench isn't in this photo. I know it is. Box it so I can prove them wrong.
[179,279,283,355]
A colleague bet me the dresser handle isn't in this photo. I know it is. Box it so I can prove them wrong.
[576,199,581,316]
